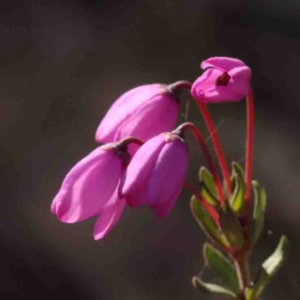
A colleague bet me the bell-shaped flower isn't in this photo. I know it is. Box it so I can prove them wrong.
[51,143,129,240]
[191,57,252,103]
[95,83,184,144]
[120,132,189,218]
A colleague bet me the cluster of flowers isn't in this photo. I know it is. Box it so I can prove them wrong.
[51,57,251,240]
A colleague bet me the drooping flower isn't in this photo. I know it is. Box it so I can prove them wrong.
[120,132,189,218]
[191,57,251,103]
[95,82,186,145]
[51,142,130,240]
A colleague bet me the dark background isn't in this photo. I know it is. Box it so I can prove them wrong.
[1,0,299,299]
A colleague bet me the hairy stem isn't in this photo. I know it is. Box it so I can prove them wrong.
[176,122,224,202]
[197,103,232,200]
[244,89,254,214]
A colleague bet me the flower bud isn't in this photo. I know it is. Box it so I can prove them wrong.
[95,83,181,144]
[51,143,128,240]
[191,57,251,103]
[121,132,189,218]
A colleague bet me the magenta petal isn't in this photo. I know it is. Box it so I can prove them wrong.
[121,135,166,207]
[155,178,185,219]
[114,95,179,144]
[201,57,245,71]
[95,84,171,143]
[230,66,252,81]
[202,86,243,103]
[228,66,252,96]
[191,68,224,101]
[93,198,126,240]
[52,147,123,223]
[148,137,188,216]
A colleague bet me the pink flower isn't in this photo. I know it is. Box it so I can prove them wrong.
[51,143,128,240]
[120,133,189,218]
[95,83,181,144]
[191,57,251,103]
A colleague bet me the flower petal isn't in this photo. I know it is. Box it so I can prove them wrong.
[191,68,224,101]
[228,66,252,96]
[115,95,178,142]
[201,57,245,71]
[52,147,123,223]
[121,135,165,207]
[155,177,185,219]
[93,197,126,240]
[201,86,243,103]
[95,84,167,143]
[148,136,189,216]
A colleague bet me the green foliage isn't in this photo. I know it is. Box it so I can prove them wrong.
[230,162,246,214]
[251,181,267,247]
[245,236,289,299]
[190,196,229,248]
[220,201,244,249]
[192,276,238,298]
[192,162,287,300]
[199,167,219,206]
[203,243,239,293]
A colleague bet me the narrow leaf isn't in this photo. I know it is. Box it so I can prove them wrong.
[220,201,244,249]
[201,181,219,206]
[246,236,289,299]
[191,196,229,248]
[231,161,245,177]
[230,162,246,214]
[251,181,267,246]
[199,167,218,206]
[192,276,238,298]
[203,243,239,293]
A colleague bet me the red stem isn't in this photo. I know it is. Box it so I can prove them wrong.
[184,181,220,227]
[244,89,254,211]
[197,103,232,198]
[177,122,224,203]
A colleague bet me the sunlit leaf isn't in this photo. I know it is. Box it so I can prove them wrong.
[251,181,267,246]
[245,236,289,299]
[230,162,246,214]
[192,276,238,298]
[199,167,219,206]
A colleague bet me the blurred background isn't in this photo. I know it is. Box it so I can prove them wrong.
[1,0,299,299]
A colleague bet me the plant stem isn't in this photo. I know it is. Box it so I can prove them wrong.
[233,252,250,300]
[244,89,254,214]
[197,103,232,199]
[176,122,224,202]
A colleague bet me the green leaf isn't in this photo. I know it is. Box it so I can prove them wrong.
[251,181,267,246]
[199,167,217,195]
[199,167,219,206]
[191,196,229,248]
[245,236,289,299]
[230,162,246,214]
[220,201,244,249]
[192,276,238,298]
[231,161,245,177]
[203,243,240,293]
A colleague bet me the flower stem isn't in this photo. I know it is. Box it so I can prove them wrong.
[244,89,254,213]
[197,103,232,199]
[176,122,224,203]
[167,80,192,91]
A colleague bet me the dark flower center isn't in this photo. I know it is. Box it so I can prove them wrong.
[216,72,231,86]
